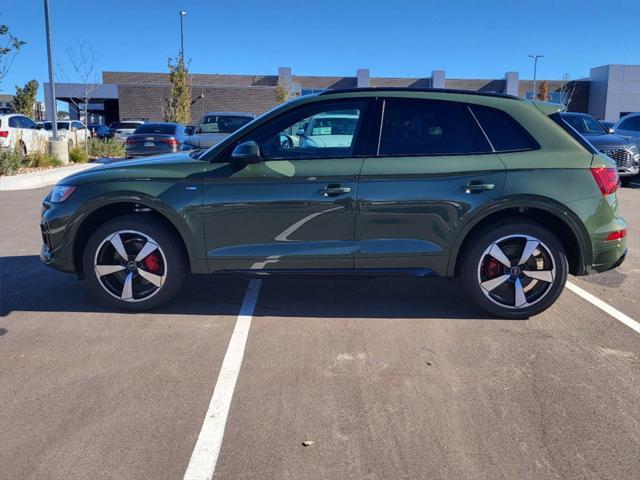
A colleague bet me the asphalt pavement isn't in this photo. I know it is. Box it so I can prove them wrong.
[0,184,638,480]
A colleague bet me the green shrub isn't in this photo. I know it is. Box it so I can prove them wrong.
[88,138,125,159]
[69,146,89,163]
[26,151,61,169]
[0,150,24,175]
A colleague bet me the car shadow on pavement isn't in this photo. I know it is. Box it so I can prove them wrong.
[1,255,499,320]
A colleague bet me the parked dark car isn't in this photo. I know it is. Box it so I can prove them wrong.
[88,124,111,139]
[560,112,639,179]
[125,122,189,157]
[41,89,627,318]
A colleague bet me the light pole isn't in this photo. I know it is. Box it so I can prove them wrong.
[44,0,58,139]
[528,54,544,100]
[179,11,187,61]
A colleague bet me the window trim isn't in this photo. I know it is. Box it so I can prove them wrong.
[374,97,494,158]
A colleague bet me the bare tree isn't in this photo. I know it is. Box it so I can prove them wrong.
[0,24,26,86]
[57,42,99,154]
[559,73,577,110]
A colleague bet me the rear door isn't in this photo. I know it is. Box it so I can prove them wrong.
[355,97,507,275]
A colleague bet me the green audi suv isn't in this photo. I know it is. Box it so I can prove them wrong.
[40,88,627,318]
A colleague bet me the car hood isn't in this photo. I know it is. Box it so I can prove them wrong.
[584,134,632,150]
[58,152,207,186]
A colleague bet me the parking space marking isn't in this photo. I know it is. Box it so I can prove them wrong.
[183,279,262,480]
[567,281,640,334]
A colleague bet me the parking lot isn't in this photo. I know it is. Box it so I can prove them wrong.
[0,184,638,479]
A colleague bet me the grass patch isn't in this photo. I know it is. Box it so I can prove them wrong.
[69,146,89,163]
[88,138,125,159]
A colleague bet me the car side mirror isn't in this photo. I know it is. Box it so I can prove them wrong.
[231,140,261,168]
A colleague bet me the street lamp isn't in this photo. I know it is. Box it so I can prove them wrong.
[528,54,544,100]
[179,11,187,61]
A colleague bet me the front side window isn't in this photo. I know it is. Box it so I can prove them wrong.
[471,105,539,151]
[379,98,490,156]
[243,101,367,160]
[197,115,252,134]
[21,117,37,129]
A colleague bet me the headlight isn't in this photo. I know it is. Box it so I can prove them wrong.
[50,185,77,203]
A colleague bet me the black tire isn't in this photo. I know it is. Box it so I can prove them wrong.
[82,215,187,311]
[461,220,568,319]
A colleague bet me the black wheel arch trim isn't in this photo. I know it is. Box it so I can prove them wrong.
[447,194,591,276]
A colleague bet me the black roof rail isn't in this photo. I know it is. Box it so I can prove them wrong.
[318,87,521,100]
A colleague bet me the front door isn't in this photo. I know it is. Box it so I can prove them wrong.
[355,97,507,275]
[201,99,372,273]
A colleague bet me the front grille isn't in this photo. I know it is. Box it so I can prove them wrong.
[599,148,632,168]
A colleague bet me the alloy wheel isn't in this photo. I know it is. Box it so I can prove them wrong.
[93,230,167,302]
[476,234,556,310]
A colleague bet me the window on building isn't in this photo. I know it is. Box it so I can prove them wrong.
[470,105,539,152]
[378,98,491,156]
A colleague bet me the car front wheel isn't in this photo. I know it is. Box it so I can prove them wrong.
[82,215,186,311]
[461,220,568,319]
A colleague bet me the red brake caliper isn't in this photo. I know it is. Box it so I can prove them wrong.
[143,252,161,273]
[483,257,502,279]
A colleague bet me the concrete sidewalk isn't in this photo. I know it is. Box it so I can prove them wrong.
[0,163,96,191]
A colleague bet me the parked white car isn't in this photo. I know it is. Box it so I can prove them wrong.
[0,113,50,155]
[185,112,255,148]
[297,113,359,148]
[109,121,145,141]
[43,120,90,148]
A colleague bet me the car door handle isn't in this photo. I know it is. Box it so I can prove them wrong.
[320,184,352,196]
[460,182,495,193]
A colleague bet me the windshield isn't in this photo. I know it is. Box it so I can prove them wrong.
[196,115,252,134]
[134,124,176,135]
[562,115,606,135]
[44,122,70,130]
[308,116,358,136]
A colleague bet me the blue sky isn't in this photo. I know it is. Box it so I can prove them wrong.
[1,0,639,99]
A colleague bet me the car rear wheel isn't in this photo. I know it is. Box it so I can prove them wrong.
[82,215,186,311]
[461,220,568,319]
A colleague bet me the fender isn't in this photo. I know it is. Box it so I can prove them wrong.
[68,188,207,274]
[446,194,591,276]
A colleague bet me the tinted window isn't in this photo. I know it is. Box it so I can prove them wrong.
[134,124,177,135]
[560,114,605,135]
[379,99,490,156]
[243,101,367,160]
[44,122,70,130]
[471,105,538,151]
[619,116,640,131]
[196,115,252,134]
[8,117,20,128]
[21,117,37,129]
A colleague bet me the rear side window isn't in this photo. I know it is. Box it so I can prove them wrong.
[379,98,491,156]
[470,105,538,152]
[9,117,20,128]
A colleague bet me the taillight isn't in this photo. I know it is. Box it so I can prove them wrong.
[125,138,136,145]
[606,229,627,241]
[0,131,8,137]
[162,138,179,146]
[590,167,619,196]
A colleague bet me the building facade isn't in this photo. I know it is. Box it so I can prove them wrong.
[44,64,638,125]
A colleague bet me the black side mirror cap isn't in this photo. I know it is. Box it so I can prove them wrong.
[231,140,261,168]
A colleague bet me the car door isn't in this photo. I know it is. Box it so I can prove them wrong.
[355,97,507,275]
[15,116,37,153]
[200,99,373,272]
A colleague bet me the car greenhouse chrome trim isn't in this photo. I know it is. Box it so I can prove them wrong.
[477,234,556,310]
[93,230,167,303]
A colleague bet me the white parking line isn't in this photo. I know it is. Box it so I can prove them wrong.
[566,281,640,334]
[183,279,262,480]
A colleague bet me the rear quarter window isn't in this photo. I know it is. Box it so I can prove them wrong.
[469,105,539,152]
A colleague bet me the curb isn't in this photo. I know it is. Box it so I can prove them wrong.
[0,163,97,191]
